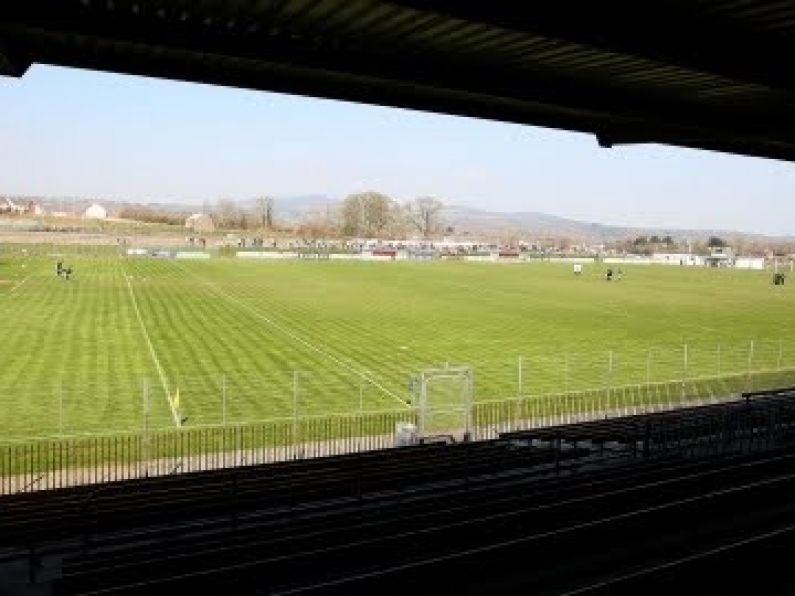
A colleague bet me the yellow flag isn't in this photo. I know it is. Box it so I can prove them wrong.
[172,388,180,411]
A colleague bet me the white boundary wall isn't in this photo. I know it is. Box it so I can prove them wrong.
[735,257,765,270]
[606,255,705,266]
[237,251,298,259]
[329,253,362,260]
[603,257,654,265]
[176,252,210,259]
[360,253,398,261]
[539,257,596,263]
[233,251,767,270]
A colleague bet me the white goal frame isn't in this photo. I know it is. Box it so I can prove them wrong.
[417,366,474,439]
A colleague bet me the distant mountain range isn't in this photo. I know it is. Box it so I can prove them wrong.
[268,196,793,242]
[4,194,793,242]
[439,205,792,242]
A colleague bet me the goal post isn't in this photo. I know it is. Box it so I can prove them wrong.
[417,366,474,440]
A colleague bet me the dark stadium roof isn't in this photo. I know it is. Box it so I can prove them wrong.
[3,1,795,161]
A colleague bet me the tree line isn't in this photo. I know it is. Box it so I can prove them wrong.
[118,191,446,239]
[338,193,444,238]
[196,193,446,238]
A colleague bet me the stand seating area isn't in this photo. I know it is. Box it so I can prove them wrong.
[2,388,795,595]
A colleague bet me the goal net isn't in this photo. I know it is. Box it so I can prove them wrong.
[417,366,473,439]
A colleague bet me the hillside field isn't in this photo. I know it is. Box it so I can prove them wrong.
[1,250,794,439]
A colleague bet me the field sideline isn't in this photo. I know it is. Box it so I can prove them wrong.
[1,251,794,439]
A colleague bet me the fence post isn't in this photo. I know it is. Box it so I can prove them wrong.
[747,340,755,392]
[517,356,523,398]
[510,399,523,430]
[749,340,755,373]
[359,373,365,414]
[466,368,474,439]
[58,384,64,438]
[645,349,652,411]
[607,350,613,413]
[222,375,227,426]
[419,373,426,437]
[292,371,300,459]
[778,339,783,371]
[142,378,150,477]
[682,343,688,403]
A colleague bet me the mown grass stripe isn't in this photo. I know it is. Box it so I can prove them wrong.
[175,261,410,409]
[2,256,795,438]
[123,265,180,427]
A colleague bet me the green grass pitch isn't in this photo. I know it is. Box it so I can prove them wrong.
[1,250,794,439]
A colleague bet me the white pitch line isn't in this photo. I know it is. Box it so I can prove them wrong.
[123,271,181,427]
[176,263,410,409]
[5,274,31,295]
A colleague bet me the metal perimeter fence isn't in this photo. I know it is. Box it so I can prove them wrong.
[8,338,795,438]
[2,365,795,495]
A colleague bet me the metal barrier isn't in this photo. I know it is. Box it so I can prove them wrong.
[472,368,795,440]
[2,367,794,495]
[0,410,418,495]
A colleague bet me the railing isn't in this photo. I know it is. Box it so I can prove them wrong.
[473,368,795,439]
[2,367,794,495]
[0,410,418,495]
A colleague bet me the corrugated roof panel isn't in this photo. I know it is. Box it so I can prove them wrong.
[701,0,795,32]
[4,0,795,160]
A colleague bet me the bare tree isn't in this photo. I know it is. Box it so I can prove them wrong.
[386,201,409,239]
[405,197,444,238]
[296,209,333,240]
[341,191,394,237]
[213,199,249,229]
[255,196,275,229]
[293,202,341,240]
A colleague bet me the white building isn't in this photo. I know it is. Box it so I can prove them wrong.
[84,203,108,219]
[734,257,765,270]
[705,246,735,267]
[185,213,215,233]
[25,201,44,216]
[651,253,705,266]
[0,198,23,214]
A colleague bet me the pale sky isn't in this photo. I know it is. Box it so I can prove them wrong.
[1,65,794,236]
